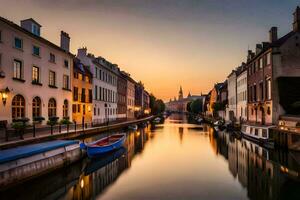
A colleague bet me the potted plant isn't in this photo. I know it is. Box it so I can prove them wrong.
[11,117,30,139]
[33,116,45,125]
[47,116,59,126]
[59,117,72,125]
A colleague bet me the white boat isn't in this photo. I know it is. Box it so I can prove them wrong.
[241,124,275,148]
[153,117,161,123]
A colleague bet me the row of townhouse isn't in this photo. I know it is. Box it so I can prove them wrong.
[0,17,150,126]
[207,6,300,134]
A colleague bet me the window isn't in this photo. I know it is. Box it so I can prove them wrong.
[78,73,82,80]
[77,104,81,113]
[266,79,271,100]
[81,88,86,102]
[88,89,92,103]
[259,82,264,101]
[49,53,55,63]
[13,59,23,79]
[83,105,86,115]
[49,71,56,86]
[32,96,41,118]
[95,85,98,100]
[253,85,257,101]
[100,87,103,100]
[74,72,78,79]
[32,24,40,36]
[32,66,40,83]
[73,87,78,101]
[64,60,69,68]
[73,104,77,113]
[32,45,40,56]
[63,100,68,118]
[12,95,25,119]
[63,75,69,89]
[48,98,56,117]
[259,58,263,69]
[267,53,271,65]
[14,37,22,49]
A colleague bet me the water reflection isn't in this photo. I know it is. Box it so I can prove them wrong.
[214,130,300,200]
[1,115,300,200]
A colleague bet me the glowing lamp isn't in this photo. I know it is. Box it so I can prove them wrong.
[0,87,9,106]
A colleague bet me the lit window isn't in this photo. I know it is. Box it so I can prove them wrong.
[32,96,41,118]
[63,75,69,89]
[63,100,68,118]
[13,59,23,79]
[12,94,25,119]
[48,98,56,117]
[32,66,40,83]
[49,71,56,86]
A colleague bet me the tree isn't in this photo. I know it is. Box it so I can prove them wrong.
[190,99,203,114]
[150,94,165,115]
[186,101,192,112]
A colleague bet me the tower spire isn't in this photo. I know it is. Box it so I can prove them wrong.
[178,86,183,100]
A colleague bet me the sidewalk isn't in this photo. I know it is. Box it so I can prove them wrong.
[0,116,154,150]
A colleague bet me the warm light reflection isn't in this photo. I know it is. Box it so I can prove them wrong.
[80,179,84,189]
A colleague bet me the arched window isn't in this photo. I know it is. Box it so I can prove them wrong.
[48,98,56,117]
[32,96,41,118]
[63,99,68,118]
[12,94,25,119]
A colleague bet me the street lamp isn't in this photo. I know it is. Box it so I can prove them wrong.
[0,87,10,106]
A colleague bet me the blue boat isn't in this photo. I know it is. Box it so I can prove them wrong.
[80,134,126,158]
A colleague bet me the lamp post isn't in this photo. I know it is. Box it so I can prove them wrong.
[0,87,10,106]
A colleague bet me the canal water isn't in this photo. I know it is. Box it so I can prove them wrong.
[1,114,300,200]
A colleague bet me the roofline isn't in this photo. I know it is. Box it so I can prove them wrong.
[20,18,42,27]
[0,16,74,57]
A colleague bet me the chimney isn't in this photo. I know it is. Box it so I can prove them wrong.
[77,47,87,57]
[255,44,262,55]
[293,6,300,32]
[247,50,253,61]
[262,42,270,49]
[60,31,70,52]
[269,27,278,42]
[20,18,41,36]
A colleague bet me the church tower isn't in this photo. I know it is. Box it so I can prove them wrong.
[178,86,183,100]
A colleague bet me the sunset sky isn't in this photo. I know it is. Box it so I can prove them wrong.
[0,0,299,101]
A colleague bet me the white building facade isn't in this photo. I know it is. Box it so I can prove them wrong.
[236,69,247,123]
[0,17,73,124]
[226,70,237,122]
[77,48,117,124]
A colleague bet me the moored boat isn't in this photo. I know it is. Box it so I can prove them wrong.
[128,124,138,131]
[80,134,126,158]
[241,124,275,148]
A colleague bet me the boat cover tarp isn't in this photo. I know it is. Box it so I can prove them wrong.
[0,140,78,164]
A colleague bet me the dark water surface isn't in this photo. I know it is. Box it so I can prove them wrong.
[1,114,300,200]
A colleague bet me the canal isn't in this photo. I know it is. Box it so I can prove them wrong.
[1,114,300,200]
